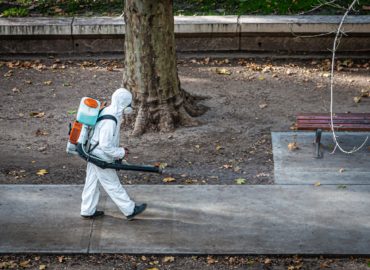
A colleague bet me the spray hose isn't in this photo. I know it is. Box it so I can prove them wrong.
[76,143,162,173]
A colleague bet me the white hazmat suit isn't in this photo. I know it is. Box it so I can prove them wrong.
[80,88,135,217]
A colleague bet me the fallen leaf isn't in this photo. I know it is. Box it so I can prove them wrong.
[163,256,175,263]
[235,178,246,185]
[20,260,31,268]
[207,256,217,264]
[44,80,52,85]
[314,181,321,187]
[216,145,223,151]
[12,87,21,93]
[264,258,272,265]
[25,80,32,84]
[147,268,159,270]
[30,112,45,118]
[215,68,231,75]
[360,89,369,97]
[195,144,200,149]
[35,129,49,136]
[0,261,18,268]
[353,96,362,103]
[290,123,298,130]
[288,142,299,151]
[36,169,48,176]
[185,179,198,184]
[38,146,47,152]
[141,256,147,261]
[163,177,175,183]
[258,76,265,80]
[58,256,64,263]
[286,69,296,75]
[39,265,46,270]
[4,70,13,77]
[54,7,63,13]
[320,261,331,268]
[262,66,271,73]
[259,103,268,109]
[337,185,347,189]
[322,73,330,78]
[67,110,77,115]
[339,168,345,173]
[158,162,168,169]
[223,164,232,169]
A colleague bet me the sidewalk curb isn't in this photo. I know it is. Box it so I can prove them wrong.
[0,16,369,54]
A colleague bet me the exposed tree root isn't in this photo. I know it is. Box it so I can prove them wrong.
[129,89,207,136]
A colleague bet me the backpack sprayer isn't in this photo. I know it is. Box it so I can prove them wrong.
[66,97,162,174]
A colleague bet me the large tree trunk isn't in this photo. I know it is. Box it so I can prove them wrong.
[122,0,205,136]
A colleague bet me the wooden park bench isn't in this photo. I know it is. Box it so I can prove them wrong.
[296,113,370,158]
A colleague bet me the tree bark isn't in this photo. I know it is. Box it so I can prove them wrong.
[122,0,205,136]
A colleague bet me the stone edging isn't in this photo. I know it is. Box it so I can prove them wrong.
[0,16,369,54]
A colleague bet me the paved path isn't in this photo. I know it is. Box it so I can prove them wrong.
[1,185,369,254]
[272,132,370,185]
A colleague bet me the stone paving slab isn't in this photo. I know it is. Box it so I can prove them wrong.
[0,185,92,253]
[1,185,369,254]
[272,132,370,185]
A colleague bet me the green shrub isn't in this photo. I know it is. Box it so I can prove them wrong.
[1,7,29,17]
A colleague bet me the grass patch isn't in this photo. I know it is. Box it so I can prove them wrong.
[0,0,369,16]
[1,7,28,17]
[174,0,370,15]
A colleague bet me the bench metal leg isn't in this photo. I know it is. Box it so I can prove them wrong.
[314,129,322,159]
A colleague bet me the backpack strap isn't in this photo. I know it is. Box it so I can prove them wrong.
[88,114,118,154]
[96,115,117,126]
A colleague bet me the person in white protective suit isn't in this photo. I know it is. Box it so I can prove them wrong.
[80,88,147,220]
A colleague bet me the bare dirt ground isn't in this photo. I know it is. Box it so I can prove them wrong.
[0,57,369,269]
[0,254,369,270]
[0,57,369,185]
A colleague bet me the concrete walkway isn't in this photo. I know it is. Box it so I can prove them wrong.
[1,185,369,254]
[272,132,370,185]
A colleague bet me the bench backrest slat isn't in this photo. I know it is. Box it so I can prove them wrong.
[296,113,370,131]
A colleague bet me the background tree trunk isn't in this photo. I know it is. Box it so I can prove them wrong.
[122,0,205,136]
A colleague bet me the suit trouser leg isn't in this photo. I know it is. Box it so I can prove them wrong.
[81,162,100,216]
[94,164,135,216]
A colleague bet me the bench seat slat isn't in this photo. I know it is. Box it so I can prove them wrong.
[296,113,370,131]
[297,124,370,131]
[297,114,370,120]
[297,119,370,124]
[297,113,370,117]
